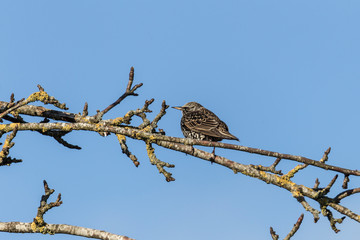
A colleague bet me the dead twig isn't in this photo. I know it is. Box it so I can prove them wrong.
[251,157,282,175]
[0,125,22,166]
[99,67,143,118]
[270,214,304,240]
[283,214,304,240]
[31,180,63,234]
[269,227,279,240]
[117,134,139,167]
[320,147,331,163]
[146,141,175,182]
[334,188,360,202]
[342,174,350,189]
[150,100,169,131]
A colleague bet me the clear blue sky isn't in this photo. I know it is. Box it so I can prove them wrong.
[1,1,360,239]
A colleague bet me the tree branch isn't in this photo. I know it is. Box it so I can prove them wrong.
[270,214,304,240]
[0,180,135,240]
[2,68,360,238]
[99,67,143,118]
[1,121,357,176]
[0,125,22,166]
[0,222,134,240]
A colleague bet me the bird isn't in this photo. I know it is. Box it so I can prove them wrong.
[172,102,239,142]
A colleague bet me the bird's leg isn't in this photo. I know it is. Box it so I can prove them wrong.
[190,145,195,155]
[210,147,216,164]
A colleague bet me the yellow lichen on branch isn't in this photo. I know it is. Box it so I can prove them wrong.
[282,164,308,180]
[26,92,50,103]
[146,141,175,182]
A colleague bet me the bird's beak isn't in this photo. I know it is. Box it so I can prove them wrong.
[172,106,183,110]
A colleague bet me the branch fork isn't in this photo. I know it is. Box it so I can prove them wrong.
[31,180,62,234]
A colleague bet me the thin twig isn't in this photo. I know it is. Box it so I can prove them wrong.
[251,158,282,175]
[283,214,304,240]
[282,164,308,180]
[32,180,63,234]
[314,175,338,198]
[0,98,25,120]
[320,147,331,163]
[0,125,22,166]
[100,67,143,117]
[116,134,139,167]
[342,174,350,189]
[53,136,81,149]
[82,102,88,117]
[321,207,345,233]
[295,196,320,223]
[313,178,320,189]
[334,188,360,202]
[269,227,279,240]
[150,100,169,131]
[146,141,175,182]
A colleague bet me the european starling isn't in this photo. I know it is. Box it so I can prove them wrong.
[172,102,239,142]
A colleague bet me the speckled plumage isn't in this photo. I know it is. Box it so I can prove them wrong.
[173,102,239,142]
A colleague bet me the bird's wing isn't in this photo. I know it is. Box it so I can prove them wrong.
[184,110,239,140]
[184,111,224,138]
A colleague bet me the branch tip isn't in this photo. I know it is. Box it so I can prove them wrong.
[283,214,304,240]
[315,175,338,198]
[37,84,45,92]
[320,147,331,163]
[99,67,143,116]
[116,134,139,167]
[82,102,88,116]
[146,141,175,182]
[150,100,169,131]
[314,178,320,189]
[269,227,279,240]
[0,125,21,166]
[342,174,350,189]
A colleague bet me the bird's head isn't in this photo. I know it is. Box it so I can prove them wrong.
[172,102,203,113]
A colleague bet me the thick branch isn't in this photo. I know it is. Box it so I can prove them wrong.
[151,137,360,176]
[0,85,68,122]
[2,122,357,177]
[154,140,360,229]
[0,102,76,122]
[0,222,134,240]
